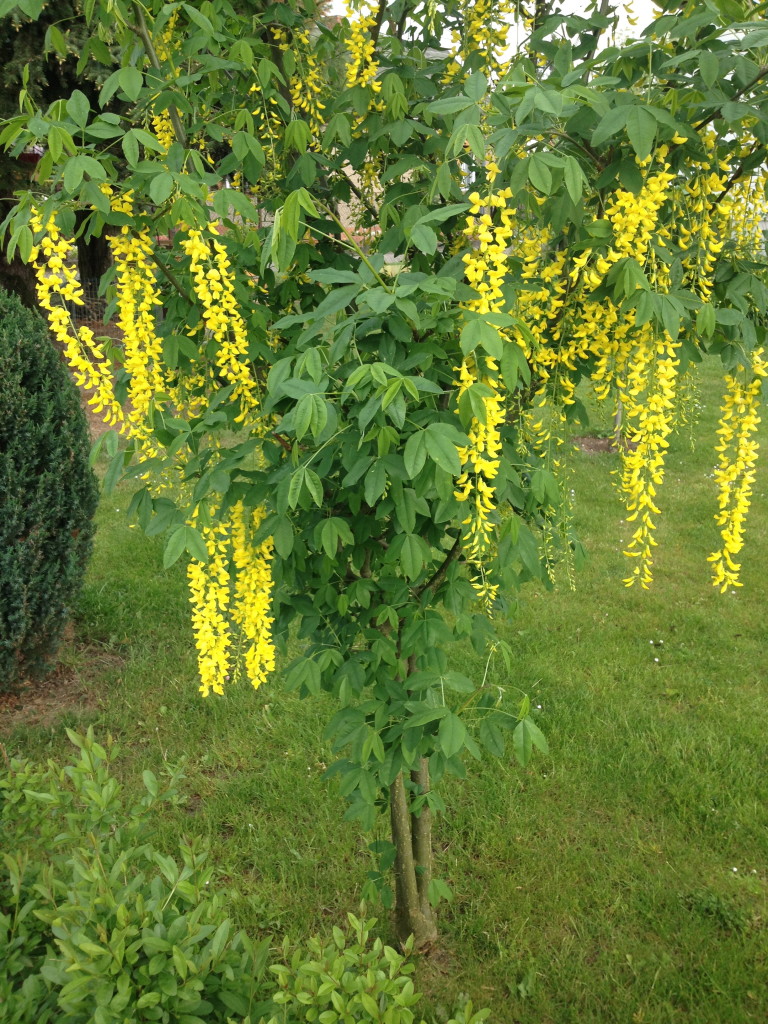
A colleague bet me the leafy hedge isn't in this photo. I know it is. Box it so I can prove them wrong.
[0,287,98,692]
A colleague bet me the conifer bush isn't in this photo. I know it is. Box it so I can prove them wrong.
[0,287,98,693]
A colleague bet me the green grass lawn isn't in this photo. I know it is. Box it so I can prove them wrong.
[5,362,768,1023]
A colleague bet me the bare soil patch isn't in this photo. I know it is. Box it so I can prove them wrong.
[0,636,122,736]
[73,317,124,440]
[573,434,638,454]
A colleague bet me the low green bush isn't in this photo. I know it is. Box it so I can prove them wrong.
[0,287,99,692]
[0,732,490,1024]
[264,916,490,1024]
[0,729,269,1024]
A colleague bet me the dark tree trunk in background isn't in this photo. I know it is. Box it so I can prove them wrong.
[0,247,38,308]
[74,212,112,317]
[0,202,37,308]
[75,211,111,283]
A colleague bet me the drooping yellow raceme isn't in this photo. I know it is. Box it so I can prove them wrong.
[605,164,682,588]
[150,12,180,152]
[678,151,727,300]
[722,167,768,258]
[344,1,382,92]
[181,226,259,422]
[188,516,234,697]
[29,211,124,426]
[604,165,676,263]
[708,350,766,592]
[30,201,276,698]
[514,158,689,588]
[444,0,519,81]
[455,182,519,607]
[618,330,680,589]
[189,501,276,697]
[231,501,276,691]
[109,226,167,424]
[273,25,327,146]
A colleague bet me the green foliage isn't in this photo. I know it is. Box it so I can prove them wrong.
[4,359,766,1019]
[0,730,491,1024]
[0,2,105,194]
[0,728,270,1024]
[0,287,98,692]
[263,913,488,1024]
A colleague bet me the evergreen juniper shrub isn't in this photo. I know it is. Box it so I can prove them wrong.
[0,287,98,693]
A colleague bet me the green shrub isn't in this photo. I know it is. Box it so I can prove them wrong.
[0,733,491,1024]
[0,729,269,1024]
[0,287,99,692]
[262,915,490,1024]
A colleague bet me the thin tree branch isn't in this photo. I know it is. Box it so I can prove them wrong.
[694,65,768,134]
[130,3,187,147]
[370,0,388,47]
[340,169,379,222]
[415,534,461,597]
[148,245,193,303]
[410,757,433,919]
[712,142,765,207]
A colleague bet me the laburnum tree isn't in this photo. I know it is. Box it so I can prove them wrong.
[2,0,767,947]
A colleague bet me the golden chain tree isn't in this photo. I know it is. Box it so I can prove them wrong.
[3,0,768,946]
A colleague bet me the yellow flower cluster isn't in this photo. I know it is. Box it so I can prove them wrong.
[151,110,175,153]
[29,211,123,426]
[512,141,766,591]
[344,2,381,92]
[462,185,515,315]
[188,501,275,697]
[109,223,167,424]
[454,356,506,564]
[231,502,276,690]
[455,184,517,607]
[188,516,234,697]
[445,0,517,81]
[181,226,258,421]
[722,167,768,258]
[274,26,327,145]
[618,330,680,589]
[249,81,283,182]
[151,11,179,152]
[678,152,727,300]
[604,166,676,264]
[708,350,766,592]
[515,158,686,587]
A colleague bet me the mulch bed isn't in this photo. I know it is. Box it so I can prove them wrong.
[573,435,638,453]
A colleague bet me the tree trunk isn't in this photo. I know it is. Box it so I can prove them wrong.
[410,757,433,921]
[0,200,38,308]
[390,770,437,950]
[75,212,111,318]
[75,228,111,282]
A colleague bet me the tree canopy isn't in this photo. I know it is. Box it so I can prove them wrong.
[2,0,767,944]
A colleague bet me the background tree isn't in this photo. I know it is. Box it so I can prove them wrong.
[3,0,767,947]
[0,1,111,304]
